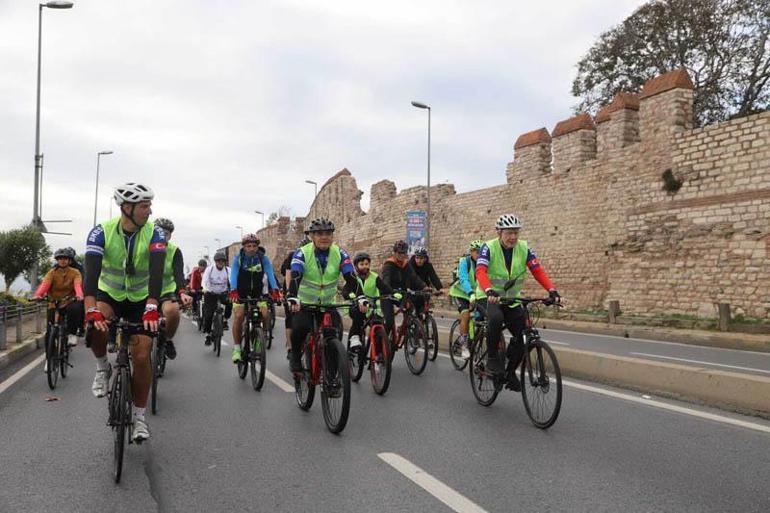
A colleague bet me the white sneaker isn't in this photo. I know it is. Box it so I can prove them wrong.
[460,338,471,359]
[349,335,362,349]
[91,365,111,398]
[67,334,78,347]
[132,417,150,442]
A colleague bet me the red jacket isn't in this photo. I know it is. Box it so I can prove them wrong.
[189,267,204,291]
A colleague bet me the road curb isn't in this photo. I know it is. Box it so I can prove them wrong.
[0,335,43,372]
[553,347,770,418]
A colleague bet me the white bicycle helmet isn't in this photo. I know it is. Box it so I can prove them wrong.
[114,182,154,205]
[495,214,522,229]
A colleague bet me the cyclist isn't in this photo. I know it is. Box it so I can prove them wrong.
[408,246,444,317]
[280,236,309,360]
[32,248,84,348]
[476,214,560,389]
[188,259,207,318]
[228,233,280,364]
[380,240,428,340]
[286,217,364,374]
[83,182,165,442]
[343,252,395,351]
[154,218,192,359]
[448,240,485,358]
[202,251,232,345]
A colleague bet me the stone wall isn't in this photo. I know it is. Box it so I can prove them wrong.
[256,69,770,320]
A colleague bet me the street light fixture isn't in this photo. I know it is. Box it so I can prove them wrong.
[93,150,113,225]
[30,0,74,292]
[305,180,318,198]
[235,225,243,238]
[411,100,431,251]
[214,238,222,250]
[254,210,264,229]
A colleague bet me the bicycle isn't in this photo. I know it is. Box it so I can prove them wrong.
[469,297,563,429]
[39,296,75,390]
[448,300,484,372]
[150,318,168,415]
[208,293,227,358]
[266,298,277,349]
[390,290,429,376]
[192,292,204,332]
[294,302,352,433]
[236,296,268,391]
[102,319,148,483]
[415,290,441,362]
[348,295,394,395]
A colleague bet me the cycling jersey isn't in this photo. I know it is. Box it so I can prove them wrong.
[230,249,277,298]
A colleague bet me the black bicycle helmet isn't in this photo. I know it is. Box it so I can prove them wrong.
[214,251,227,262]
[413,247,428,257]
[393,240,408,253]
[307,217,335,233]
[155,217,174,234]
[64,247,77,259]
[198,259,208,267]
[54,248,69,259]
[353,252,371,265]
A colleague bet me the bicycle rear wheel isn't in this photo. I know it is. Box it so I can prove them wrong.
[370,326,392,396]
[250,326,266,391]
[520,339,562,429]
[404,317,428,375]
[113,368,130,483]
[45,327,59,390]
[426,314,439,361]
[469,331,499,407]
[212,311,223,357]
[295,336,315,410]
[321,338,351,434]
[349,333,366,383]
[448,319,468,371]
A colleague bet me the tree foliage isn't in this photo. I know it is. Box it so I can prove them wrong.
[0,225,49,292]
[572,0,770,125]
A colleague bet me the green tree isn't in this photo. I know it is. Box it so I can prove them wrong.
[572,0,770,125]
[23,245,53,286]
[0,225,49,292]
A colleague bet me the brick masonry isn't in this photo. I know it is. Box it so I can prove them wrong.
[256,69,770,320]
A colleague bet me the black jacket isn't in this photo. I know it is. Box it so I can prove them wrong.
[408,256,443,290]
[381,256,426,291]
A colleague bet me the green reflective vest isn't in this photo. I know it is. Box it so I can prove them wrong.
[297,243,342,305]
[98,217,154,302]
[356,271,383,317]
[161,241,178,296]
[476,238,528,304]
[449,255,484,301]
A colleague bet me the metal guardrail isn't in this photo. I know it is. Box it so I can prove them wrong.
[0,302,46,350]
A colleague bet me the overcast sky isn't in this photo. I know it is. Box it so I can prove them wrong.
[1,0,645,272]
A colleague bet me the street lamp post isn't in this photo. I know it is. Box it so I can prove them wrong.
[93,150,113,225]
[214,238,222,251]
[235,225,243,239]
[30,0,74,292]
[254,210,264,229]
[411,101,431,250]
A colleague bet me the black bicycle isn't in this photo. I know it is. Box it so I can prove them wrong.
[266,298,276,349]
[150,318,168,415]
[469,297,563,429]
[103,319,148,483]
[237,296,268,391]
[40,296,74,390]
[209,294,227,358]
[415,290,441,362]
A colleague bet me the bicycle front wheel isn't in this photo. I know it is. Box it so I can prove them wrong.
[448,319,468,371]
[59,327,69,379]
[370,326,392,396]
[426,315,439,361]
[45,327,59,390]
[520,339,562,429]
[349,334,366,383]
[469,332,498,407]
[295,336,315,410]
[237,322,249,379]
[113,368,130,483]
[250,326,266,391]
[404,317,428,375]
[212,311,223,357]
[320,338,351,434]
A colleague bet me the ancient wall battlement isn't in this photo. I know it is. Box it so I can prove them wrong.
[257,69,770,320]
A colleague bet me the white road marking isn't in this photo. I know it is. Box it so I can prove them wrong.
[378,452,489,513]
[0,354,46,395]
[544,340,570,346]
[562,378,770,435]
[544,328,770,355]
[629,352,770,375]
[435,352,770,434]
[265,370,294,392]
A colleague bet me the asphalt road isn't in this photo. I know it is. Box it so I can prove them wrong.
[1,317,768,513]
[429,314,770,377]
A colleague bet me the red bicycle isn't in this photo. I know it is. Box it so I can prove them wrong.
[294,302,352,434]
[349,295,395,395]
[390,290,429,375]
